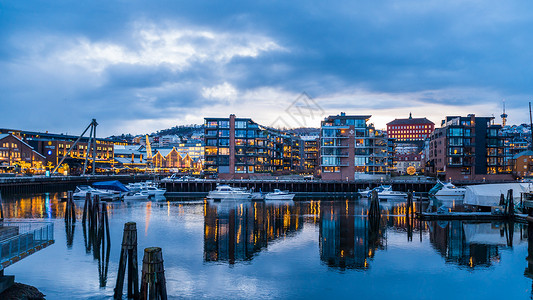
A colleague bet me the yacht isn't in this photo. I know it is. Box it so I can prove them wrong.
[428,180,466,197]
[265,189,295,200]
[124,191,150,201]
[72,185,122,201]
[379,187,408,200]
[141,186,166,197]
[366,185,407,201]
[207,185,252,201]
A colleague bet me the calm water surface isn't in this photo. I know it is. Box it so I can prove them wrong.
[3,193,533,299]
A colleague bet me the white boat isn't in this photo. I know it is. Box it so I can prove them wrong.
[124,191,150,201]
[73,185,121,201]
[161,174,201,182]
[265,189,295,200]
[367,185,407,200]
[207,185,252,201]
[141,186,166,197]
[429,180,466,197]
[126,182,144,192]
[357,187,371,198]
[379,187,408,200]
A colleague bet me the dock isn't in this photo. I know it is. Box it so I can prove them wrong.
[161,179,438,197]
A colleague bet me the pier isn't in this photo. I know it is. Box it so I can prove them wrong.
[162,178,437,198]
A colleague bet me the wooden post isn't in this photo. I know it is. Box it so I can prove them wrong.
[499,194,505,206]
[114,222,139,300]
[406,191,413,217]
[83,192,92,224]
[69,191,76,223]
[508,189,514,218]
[140,247,167,300]
[368,189,380,221]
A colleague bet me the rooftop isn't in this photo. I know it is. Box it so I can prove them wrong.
[387,113,434,126]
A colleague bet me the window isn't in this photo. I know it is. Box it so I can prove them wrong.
[235,121,247,128]
[219,148,229,155]
[236,130,246,138]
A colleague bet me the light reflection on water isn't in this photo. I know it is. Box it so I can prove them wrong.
[1,193,532,299]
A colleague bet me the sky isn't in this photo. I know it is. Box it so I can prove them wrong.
[1,1,533,136]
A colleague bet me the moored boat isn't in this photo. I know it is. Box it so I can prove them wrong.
[265,189,295,200]
[428,180,466,197]
[124,191,150,201]
[207,185,252,201]
[72,185,122,201]
[363,185,407,200]
[142,186,166,197]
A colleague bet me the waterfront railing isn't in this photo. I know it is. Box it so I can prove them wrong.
[0,220,54,270]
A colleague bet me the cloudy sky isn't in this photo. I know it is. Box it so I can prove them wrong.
[2,1,533,136]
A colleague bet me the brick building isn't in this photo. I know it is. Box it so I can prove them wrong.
[426,115,513,182]
[512,150,533,178]
[0,134,45,173]
[386,113,435,142]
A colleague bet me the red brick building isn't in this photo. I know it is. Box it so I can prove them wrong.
[387,113,435,142]
[0,134,46,172]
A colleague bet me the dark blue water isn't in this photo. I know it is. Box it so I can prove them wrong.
[3,193,532,299]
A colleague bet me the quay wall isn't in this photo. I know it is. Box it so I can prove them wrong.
[0,175,155,195]
[162,179,438,196]
[0,175,520,197]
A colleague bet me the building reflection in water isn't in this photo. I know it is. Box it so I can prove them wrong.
[204,200,303,264]
[203,198,431,269]
[319,200,386,270]
[429,221,526,268]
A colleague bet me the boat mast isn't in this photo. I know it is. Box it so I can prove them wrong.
[530,102,533,150]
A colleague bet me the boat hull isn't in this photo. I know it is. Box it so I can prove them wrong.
[265,194,295,200]
[207,192,252,201]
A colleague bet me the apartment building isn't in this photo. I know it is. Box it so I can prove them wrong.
[320,113,393,181]
[204,115,302,179]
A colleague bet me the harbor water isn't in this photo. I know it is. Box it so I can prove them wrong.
[2,192,533,299]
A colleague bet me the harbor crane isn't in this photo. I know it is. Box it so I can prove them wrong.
[51,119,98,175]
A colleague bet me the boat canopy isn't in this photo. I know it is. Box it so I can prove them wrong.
[463,183,532,207]
[428,181,444,195]
[93,180,129,192]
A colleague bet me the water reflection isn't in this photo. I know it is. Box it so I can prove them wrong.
[3,193,533,298]
[203,200,303,264]
[429,221,526,268]
[319,201,385,270]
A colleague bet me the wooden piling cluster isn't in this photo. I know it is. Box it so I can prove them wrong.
[114,222,139,299]
[114,223,168,300]
[81,193,112,286]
